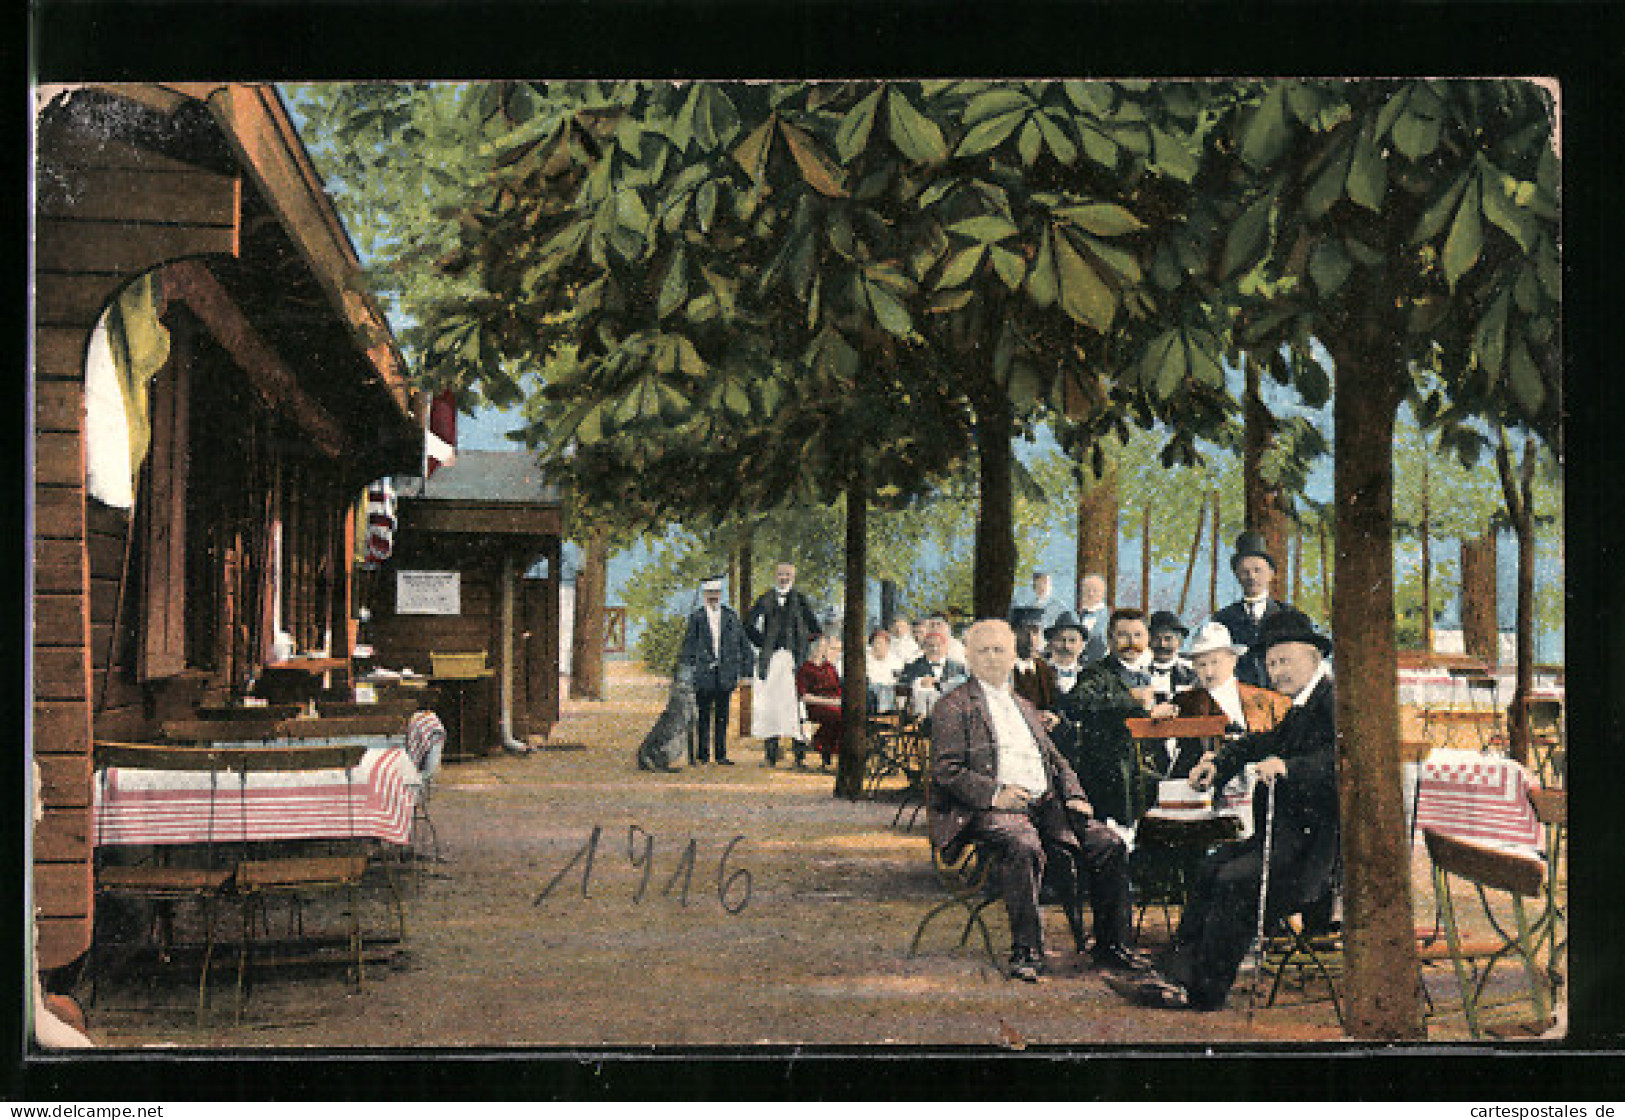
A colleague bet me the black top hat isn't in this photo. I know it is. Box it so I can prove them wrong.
[1231,531,1278,573]
[1044,610,1086,640]
[1256,606,1332,656]
[1147,610,1188,637]
[1009,606,1045,629]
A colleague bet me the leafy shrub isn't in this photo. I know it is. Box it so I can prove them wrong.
[637,611,689,675]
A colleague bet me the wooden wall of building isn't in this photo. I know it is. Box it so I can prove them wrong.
[32,99,239,972]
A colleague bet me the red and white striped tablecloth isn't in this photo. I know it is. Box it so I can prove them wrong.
[93,746,417,847]
[1413,748,1542,852]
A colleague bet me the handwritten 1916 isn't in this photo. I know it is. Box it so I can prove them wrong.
[532,825,752,914]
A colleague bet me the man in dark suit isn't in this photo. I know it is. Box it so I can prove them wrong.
[1074,573,1112,665]
[677,577,757,766]
[930,619,1152,983]
[744,562,822,766]
[1056,608,1180,827]
[1106,608,1338,1011]
[1146,610,1198,701]
[1008,606,1056,710]
[897,619,969,722]
[1211,532,1295,688]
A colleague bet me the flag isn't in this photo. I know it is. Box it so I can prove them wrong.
[424,390,457,479]
[363,477,397,565]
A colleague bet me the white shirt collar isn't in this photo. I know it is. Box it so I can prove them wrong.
[1120,652,1153,673]
[1292,661,1331,707]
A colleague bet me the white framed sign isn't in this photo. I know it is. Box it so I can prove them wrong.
[396,570,461,615]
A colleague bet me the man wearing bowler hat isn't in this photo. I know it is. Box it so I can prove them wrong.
[1008,606,1057,710]
[1212,531,1295,688]
[1106,606,1338,1011]
[1146,610,1198,701]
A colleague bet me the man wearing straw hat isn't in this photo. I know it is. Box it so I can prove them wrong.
[1105,607,1338,1011]
[678,576,756,766]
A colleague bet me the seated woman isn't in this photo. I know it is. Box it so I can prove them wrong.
[796,635,844,769]
[865,628,899,713]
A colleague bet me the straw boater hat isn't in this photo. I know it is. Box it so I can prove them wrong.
[1043,610,1086,640]
[1255,607,1332,656]
[1230,531,1278,574]
[1187,621,1245,657]
[1147,610,1189,637]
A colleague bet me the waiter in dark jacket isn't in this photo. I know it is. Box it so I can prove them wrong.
[744,562,822,766]
[1106,607,1338,1011]
[1211,532,1295,688]
[677,576,757,765]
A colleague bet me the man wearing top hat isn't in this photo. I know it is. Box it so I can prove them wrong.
[678,576,757,766]
[1212,532,1295,688]
[1106,607,1339,1011]
[744,562,823,766]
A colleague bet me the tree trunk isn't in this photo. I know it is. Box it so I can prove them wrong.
[1319,519,1331,621]
[971,384,1017,620]
[836,475,870,799]
[1291,520,1304,606]
[1497,435,1539,763]
[1244,354,1291,570]
[1076,444,1119,608]
[880,579,899,629]
[1140,503,1152,609]
[1177,497,1207,617]
[568,526,609,700]
[1328,320,1425,1040]
[1210,490,1222,615]
[1419,459,1433,652]
[1460,528,1498,668]
[736,529,753,734]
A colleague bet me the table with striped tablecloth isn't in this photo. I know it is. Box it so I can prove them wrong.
[1407,748,1543,855]
[93,745,419,848]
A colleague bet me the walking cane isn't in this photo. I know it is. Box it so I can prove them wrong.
[1247,772,1278,1022]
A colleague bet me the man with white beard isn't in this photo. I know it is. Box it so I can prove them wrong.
[744,562,822,767]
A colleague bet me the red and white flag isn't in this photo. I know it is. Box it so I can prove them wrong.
[424,390,458,480]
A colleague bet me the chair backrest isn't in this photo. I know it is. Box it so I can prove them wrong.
[1520,698,1563,735]
[162,717,291,743]
[1527,787,1566,828]
[1123,714,1228,741]
[224,743,369,772]
[97,741,248,771]
[1424,828,1545,897]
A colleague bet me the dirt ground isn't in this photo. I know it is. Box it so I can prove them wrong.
[78,662,1562,1050]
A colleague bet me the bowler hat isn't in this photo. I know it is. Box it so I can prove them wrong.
[1044,610,1087,640]
[1009,606,1045,629]
[1230,531,1278,574]
[1255,607,1332,656]
[1147,610,1188,637]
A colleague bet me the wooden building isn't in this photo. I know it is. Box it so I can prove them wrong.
[366,451,566,757]
[32,84,421,974]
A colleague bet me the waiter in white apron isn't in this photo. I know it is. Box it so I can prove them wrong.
[744,561,823,767]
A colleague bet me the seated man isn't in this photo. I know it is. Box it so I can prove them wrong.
[1146,610,1198,702]
[1106,607,1339,1011]
[929,619,1153,983]
[1057,608,1180,827]
[897,618,968,721]
[1166,621,1292,780]
[1008,606,1056,710]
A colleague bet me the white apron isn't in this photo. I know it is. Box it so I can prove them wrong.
[751,650,804,739]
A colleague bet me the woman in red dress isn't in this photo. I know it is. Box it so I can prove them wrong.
[796,636,843,769]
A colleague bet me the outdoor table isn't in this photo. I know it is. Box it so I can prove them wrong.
[1407,748,1543,855]
[93,743,418,848]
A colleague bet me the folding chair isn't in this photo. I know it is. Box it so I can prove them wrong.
[1256,889,1345,1026]
[1123,714,1228,934]
[1424,826,1554,1038]
[404,709,448,861]
[224,743,380,1024]
[1527,788,1566,992]
[85,742,243,1025]
[1518,698,1565,787]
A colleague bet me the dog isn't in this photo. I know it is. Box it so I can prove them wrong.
[637,666,698,772]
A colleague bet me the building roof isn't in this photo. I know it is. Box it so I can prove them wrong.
[414,450,565,504]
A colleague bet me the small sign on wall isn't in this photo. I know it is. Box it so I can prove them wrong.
[397,570,461,615]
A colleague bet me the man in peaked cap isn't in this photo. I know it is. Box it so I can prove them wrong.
[1106,606,1338,1011]
[678,576,756,766]
[1211,531,1296,688]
